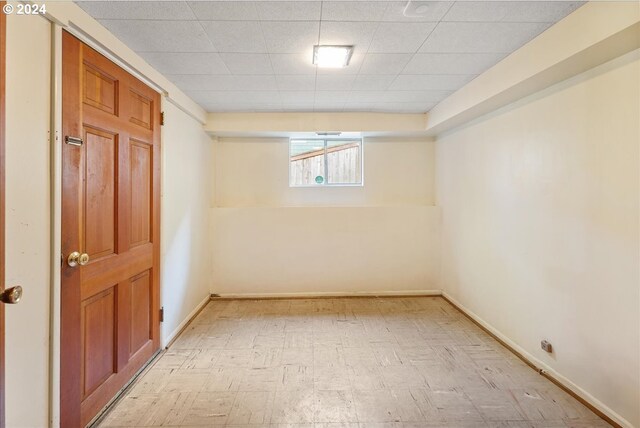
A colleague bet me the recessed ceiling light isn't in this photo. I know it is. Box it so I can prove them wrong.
[313,45,353,68]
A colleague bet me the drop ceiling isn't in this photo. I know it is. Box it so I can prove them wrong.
[75,1,584,113]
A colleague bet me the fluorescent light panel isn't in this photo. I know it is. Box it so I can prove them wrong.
[313,45,353,68]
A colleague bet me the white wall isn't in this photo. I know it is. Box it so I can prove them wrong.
[211,138,440,296]
[161,101,213,345]
[5,13,51,428]
[436,51,640,427]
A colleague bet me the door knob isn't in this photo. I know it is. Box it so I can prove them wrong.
[68,251,90,267]
[1,286,23,304]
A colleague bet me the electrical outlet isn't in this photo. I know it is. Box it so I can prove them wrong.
[541,340,553,353]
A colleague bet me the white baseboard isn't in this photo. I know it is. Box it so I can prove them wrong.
[442,291,632,428]
[212,290,442,299]
[162,294,211,348]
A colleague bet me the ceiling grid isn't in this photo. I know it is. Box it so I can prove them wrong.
[76,0,584,113]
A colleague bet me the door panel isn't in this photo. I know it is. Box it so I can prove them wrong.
[129,141,152,248]
[83,64,118,115]
[83,127,118,260]
[62,31,161,427]
[129,271,151,356]
[128,90,153,129]
[81,287,116,399]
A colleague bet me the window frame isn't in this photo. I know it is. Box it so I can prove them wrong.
[288,138,364,188]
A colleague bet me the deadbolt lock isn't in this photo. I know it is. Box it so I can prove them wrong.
[68,251,90,267]
[0,286,22,304]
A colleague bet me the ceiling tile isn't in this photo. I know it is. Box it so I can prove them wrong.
[347,91,389,103]
[321,2,389,22]
[369,22,436,53]
[201,21,267,53]
[344,102,375,112]
[315,91,351,103]
[315,75,356,91]
[352,75,396,91]
[372,102,437,113]
[219,53,274,74]
[98,20,215,52]
[229,75,278,91]
[319,21,377,53]
[196,98,283,112]
[206,104,283,112]
[382,1,453,22]
[270,54,316,75]
[168,75,229,91]
[282,102,316,112]
[443,1,584,23]
[187,1,260,20]
[420,22,551,53]
[389,74,476,91]
[189,90,280,104]
[279,91,316,104]
[261,21,320,53]
[314,101,346,112]
[168,74,277,91]
[76,1,196,20]
[403,53,506,75]
[275,75,316,91]
[256,2,322,21]
[358,53,413,75]
[348,90,450,103]
[140,52,230,75]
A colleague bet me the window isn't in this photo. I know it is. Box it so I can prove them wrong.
[289,139,363,187]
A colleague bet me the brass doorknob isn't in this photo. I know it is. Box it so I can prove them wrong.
[68,252,90,267]
[79,253,90,266]
[1,286,23,304]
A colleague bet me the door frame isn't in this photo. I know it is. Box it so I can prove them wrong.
[49,24,168,426]
[0,2,6,427]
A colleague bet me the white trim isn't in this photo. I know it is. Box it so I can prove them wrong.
[442,291,633,428]
[164,96,206,127]
[49,22,63,428]
[214,290,442,299]
[161,295,211,349]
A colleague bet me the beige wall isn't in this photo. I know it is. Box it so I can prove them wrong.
[436,51,640,427]
[211,138,440,296]
[5,13,52,428]
[160,101,213,345]
[212,206,440,296]
[214,138,435,207]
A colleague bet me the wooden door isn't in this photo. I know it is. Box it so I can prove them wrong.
[0,3,6,427]
[61,31,161,427]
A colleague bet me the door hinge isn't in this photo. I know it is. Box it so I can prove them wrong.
[159,307,164,322]
[160,111,165,126]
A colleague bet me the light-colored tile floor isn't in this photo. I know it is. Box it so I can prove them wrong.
[97,297,610,428]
